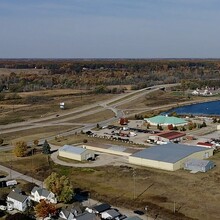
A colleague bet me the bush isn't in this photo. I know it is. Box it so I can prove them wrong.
[83,139,88,143]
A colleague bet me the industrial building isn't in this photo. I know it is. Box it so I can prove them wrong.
[184,158,215,173]
[144,115,187,126]
[129,143,214,171]
[148,131,186,143]
[58,145,95,161]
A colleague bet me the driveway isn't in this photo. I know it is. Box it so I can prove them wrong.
[51,148,129,168]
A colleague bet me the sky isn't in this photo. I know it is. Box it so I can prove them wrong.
[0,0,220,58]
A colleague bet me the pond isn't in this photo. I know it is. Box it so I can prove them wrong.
[166,100,220,116]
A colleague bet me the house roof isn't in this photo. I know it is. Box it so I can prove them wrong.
[145,115,187,125]
[197,142,214,147]
[59,145,87,155]
[156,131,186,140]
[60,208,74,219]
[31,186,51,197]
[93,203,111,213]
[7,191,28,203]
[130,143,213,163]
[185,158,214,167]
[75,212,97,220]
[104,209,120,217]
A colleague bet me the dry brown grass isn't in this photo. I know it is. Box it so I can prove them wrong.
[0,125,80,143]
[69,109,115,123]
[0,92,116,124]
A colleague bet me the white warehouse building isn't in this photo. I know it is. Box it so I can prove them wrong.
[129,143,214,171]
[58,145,95,161]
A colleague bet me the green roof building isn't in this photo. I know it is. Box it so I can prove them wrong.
[144,115,187,126]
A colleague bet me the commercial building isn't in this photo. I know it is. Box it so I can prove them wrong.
[184,159,215,172]
[144,115,187,126]
[149,131,186,143]
[58,145,95,161]
[129,143,214,171]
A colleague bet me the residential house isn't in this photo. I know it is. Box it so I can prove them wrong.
[59,207,82,220]
[73,212,99,220]
[30,186,57,203]
[86,203,111,214]
[7,188,29,212]
[101,209,121,219]
[59,208,75,220]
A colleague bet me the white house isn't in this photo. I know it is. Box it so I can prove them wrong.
[59,208,75,220]
[30,187,57,204]
[7,189,29,212]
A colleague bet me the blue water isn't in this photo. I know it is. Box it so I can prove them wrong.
[166,100,220,116]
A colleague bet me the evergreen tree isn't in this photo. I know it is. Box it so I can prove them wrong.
[42,140,51,154]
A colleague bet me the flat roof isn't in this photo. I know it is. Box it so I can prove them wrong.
[130,143,213,163]
[59,145,87,155]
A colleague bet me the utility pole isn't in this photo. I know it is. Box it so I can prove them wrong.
[133,168,136,199]
[173,201,176,214]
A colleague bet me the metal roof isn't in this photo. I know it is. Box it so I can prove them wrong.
[130,143,213,163]
[156,131,186,140]
[144,115,187,125]
[59,145,87,155]
[184,158,214,167]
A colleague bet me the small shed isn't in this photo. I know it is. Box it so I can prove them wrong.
[184,159,215,172]
[58,145,95,161]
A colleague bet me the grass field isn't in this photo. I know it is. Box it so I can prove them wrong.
[0,91,116,124]
[0,125,80,144]
[69,109,115,123]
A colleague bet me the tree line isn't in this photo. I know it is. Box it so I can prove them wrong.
[0,59,220,93]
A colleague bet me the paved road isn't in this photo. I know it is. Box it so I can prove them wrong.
[0,164,43,187]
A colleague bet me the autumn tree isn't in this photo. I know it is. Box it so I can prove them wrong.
[13,141,27,157]
[33,139,39,147]
[167,124,174,130]
[44,172,73,203]
[42,140,51,154]
[35,199,57,219]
